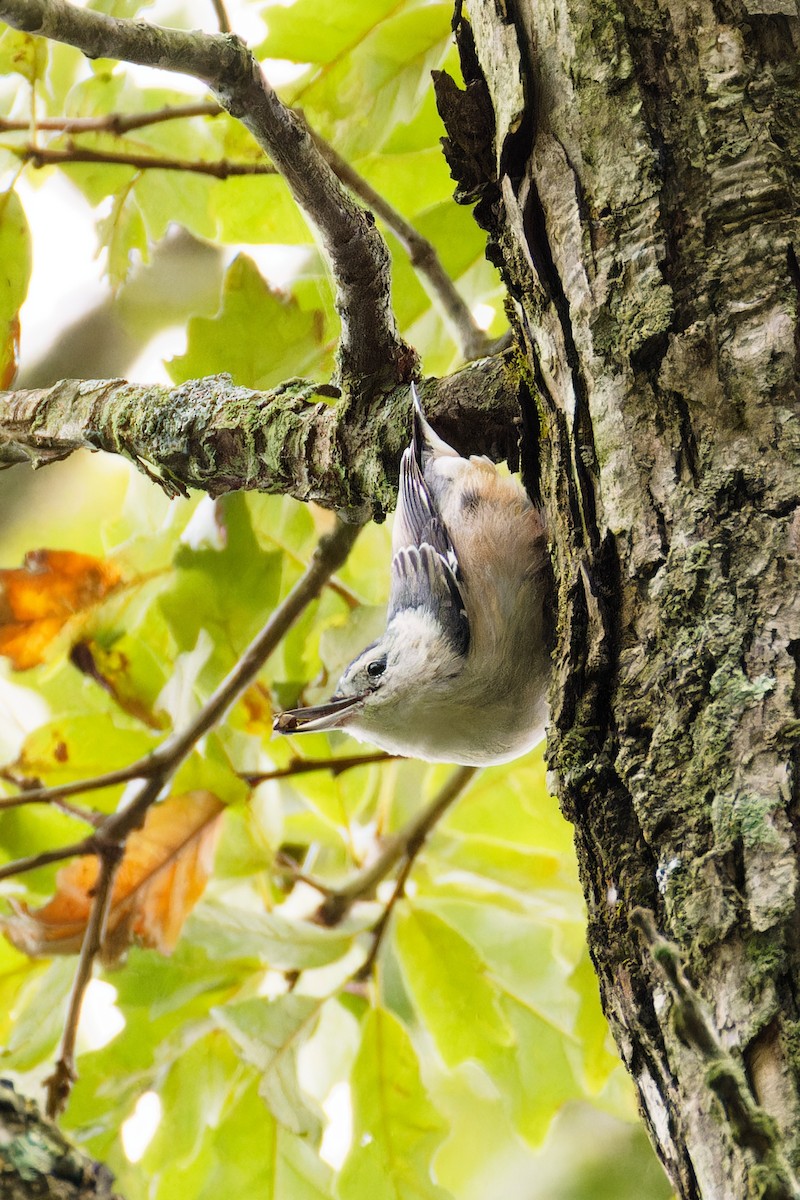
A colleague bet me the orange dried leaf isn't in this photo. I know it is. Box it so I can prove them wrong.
[0,549,123,669]
[0,314,20,389]
[2,790,224,963]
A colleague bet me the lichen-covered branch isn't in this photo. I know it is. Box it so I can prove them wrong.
[0,1081,124,1200]
[0,356,521,520]
[0,0,407,384]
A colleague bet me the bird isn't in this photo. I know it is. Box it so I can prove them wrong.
[273,384,552,765]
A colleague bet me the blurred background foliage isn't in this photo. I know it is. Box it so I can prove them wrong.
[0,1,671,1197]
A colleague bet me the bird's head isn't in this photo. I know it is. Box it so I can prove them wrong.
[273,608,465,739]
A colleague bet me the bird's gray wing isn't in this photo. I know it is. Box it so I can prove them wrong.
[393,444,459,569]
[388,546,469,655]
[388,445,469,655]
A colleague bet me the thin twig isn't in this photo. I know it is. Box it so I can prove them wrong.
[316,765,477,926]
[0,837,96,883]
[15,143,277,177]
[243,751,393,786]
[0,0,407,379]
[0,521,361,1114]
[310,129,494,362]
[44,837,124,1117]
[274,851,334,896]
[3,97,497,360]
[0,101,222,134]
[209,0,230,34]
[355,852,415,982]
[0,748,388,815]
[0,784,101,824]
[0,757,162,811]
[118,521,362,810]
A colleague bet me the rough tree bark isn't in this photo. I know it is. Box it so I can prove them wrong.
[1,0,799,1196]
[440,0,799,1196]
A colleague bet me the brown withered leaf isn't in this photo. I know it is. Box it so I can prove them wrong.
[2,791,224,964]
[0,313,20,389]
[0,549,124,670]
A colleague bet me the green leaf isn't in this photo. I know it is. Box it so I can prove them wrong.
[570,946,623,1093]
[286,5,454,159]
[7,713,159,792]
[157,492,283,682]
[209,175,314,244]
[212,993,324,1138]
[261,0,403,64]
[0,958,74,1070]
[337,1006,453,1200]
[480,994,583,1146]
[97,177,148,287]
[0,189,32,385]
[393,907,513,1068]
[149,1076,332,1200]
[142,1030,239,1169]
[417,898,578,1036]
[168,254,332,389]
[188,901,358,970]
[0,26,47,82]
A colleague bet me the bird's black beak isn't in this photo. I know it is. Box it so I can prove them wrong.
[273,693,364,734]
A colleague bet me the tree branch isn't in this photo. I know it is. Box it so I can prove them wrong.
[0,751,393,814]
[0,1079,124,1198]
[316,764,477,926]
[308,129,497,363]
[0,355,521,520]
[3,95,499,360]
[0,0,407,383]
[209,0,230,35]
[16,142,278,177]
[0,101,222,133]
[0,520,361,1114]
[45,840,123,1117]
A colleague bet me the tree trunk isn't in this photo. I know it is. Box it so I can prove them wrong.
[439,0,800,1196]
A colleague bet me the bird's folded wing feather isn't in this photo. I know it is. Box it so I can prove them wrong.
[388,546,469,655]
[389,446,469,655]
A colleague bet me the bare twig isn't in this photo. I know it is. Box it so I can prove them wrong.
[317,765,477,926]
[243,751,393,786]
[0,837,96,883]
[15,142,277,177]
[2,96,500,360]
[0,758,162,812]
[44,837,124,1117]
[0,0,407,381]
[0,521,361,1114]
[209,0,230,34]
[0,750,391,814]
[274,851,334,895]
[355,852,415,982]
[0,101,222,134]
[310,130,495,362]
[130,521,361,795]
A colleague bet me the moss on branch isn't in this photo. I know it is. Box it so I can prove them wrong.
[0,356,522,518]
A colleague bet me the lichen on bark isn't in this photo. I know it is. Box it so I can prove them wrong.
[440,0,800,1196]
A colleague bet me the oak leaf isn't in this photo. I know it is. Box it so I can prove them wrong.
[0,548,123,669]
[1,790,224,963]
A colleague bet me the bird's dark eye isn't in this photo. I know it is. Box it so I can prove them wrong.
[367,657,387,679]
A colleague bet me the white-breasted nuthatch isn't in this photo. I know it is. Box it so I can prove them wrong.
[273,385,551,765]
